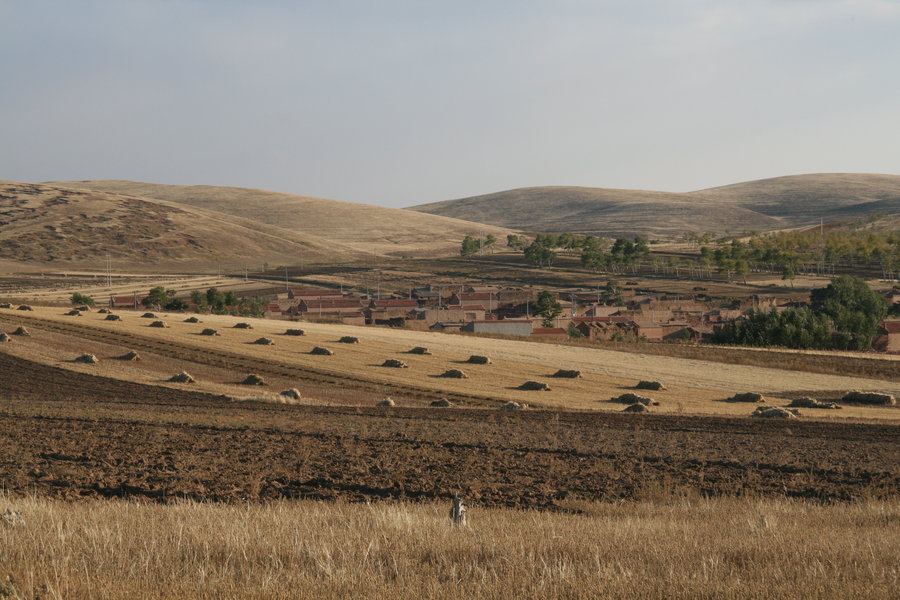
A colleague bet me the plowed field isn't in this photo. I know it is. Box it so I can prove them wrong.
[2,353,897,508]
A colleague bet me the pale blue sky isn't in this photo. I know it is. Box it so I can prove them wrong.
[2,0,899,207]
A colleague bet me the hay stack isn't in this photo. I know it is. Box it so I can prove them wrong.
[752,406,799,419]
[500,401,527,410]
[12,327,29,336]
[284,329,305,336]
[635,380,666,391]
[141,312,156,318]
[609,393,656,405]
[200,328,220,336]
[788,397,842,409]
[241,374,267,386]
[0,303,11,309]
[17,305,33,311]
[841,391,896,405]
[519,381,551,391]
[0,333,10,342]
[65,309,82,316]
[74,353,99,364]
[376,398,396,407]
[234,322,253,329]
[381,359,409,368]
[466,355,491,365]
[439,369,468,379]
[98,308,110,314]
[408,346,431,355]
[74,305,90,312]
[310,346,333,355]
[169,372,195,383]
[252,337,275,345]
[184,316,201,323]
[551,369,582,378]
[430,398,453,407]
[149,321,168,328]
[118,350,141,361]
[725,392,765,403]
[280,388,302,400]
[623,403,649,413]
[339,336,360,344]
[104,314,121,321]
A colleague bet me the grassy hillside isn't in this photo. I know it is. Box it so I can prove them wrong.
[410,174,900,237]
[0,181,360,269]
[52,180,514,257]
[692,173,900,222]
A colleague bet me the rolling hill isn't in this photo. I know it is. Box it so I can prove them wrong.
[51,180,513,257]
[0,181,362,268]
[410,174,900,238]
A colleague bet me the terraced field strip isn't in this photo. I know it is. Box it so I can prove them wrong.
[0,312,504,407]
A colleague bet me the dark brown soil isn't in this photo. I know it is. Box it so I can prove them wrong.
[0,352,897,508]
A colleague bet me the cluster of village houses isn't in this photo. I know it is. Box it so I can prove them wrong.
[110,284,900,351]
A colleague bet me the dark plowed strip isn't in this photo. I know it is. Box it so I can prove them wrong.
[1,352,898,508]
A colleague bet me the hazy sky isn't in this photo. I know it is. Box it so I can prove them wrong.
[2,0,899,207]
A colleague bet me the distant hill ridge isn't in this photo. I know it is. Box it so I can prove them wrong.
[51,180,513,257]
[409,173,900,237]
[0,181,358,268]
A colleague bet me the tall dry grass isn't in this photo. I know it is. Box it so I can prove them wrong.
[1,496,897,599]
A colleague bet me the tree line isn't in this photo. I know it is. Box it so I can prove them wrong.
[714,276,890,350]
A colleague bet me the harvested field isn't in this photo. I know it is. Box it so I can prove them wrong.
[0,352,896,507]
[0,307,898,419]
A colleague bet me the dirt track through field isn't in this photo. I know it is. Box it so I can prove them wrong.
[1,352,897,508]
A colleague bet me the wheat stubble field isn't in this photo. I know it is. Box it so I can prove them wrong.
[1,305,898,417]
[1,306,898,599]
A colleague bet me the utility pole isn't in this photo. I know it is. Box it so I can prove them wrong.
[106,253,111,289]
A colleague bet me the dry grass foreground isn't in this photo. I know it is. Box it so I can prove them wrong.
[0,496,897,599]
[1,305,898,418]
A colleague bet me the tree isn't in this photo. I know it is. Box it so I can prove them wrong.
[735,259,750,284]
[506,234,527,250]
[533,290,562,328]
[143,286,169,310]
[190,290,208,312]
[524,241,557,267]
[460,235,479,258]
[484,234,497,254]
[70,292,95,307]
[166,297,188,311]
[781,264,796,287]
[602,280,624,306]
[810,275,888,350]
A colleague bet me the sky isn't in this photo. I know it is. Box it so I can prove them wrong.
[2,0,899,208]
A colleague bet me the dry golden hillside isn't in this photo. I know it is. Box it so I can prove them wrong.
[52,180,514,257]
[411,173,900,237]
[0,181,361,269]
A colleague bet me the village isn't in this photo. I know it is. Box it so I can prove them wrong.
[107,282,900,352]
